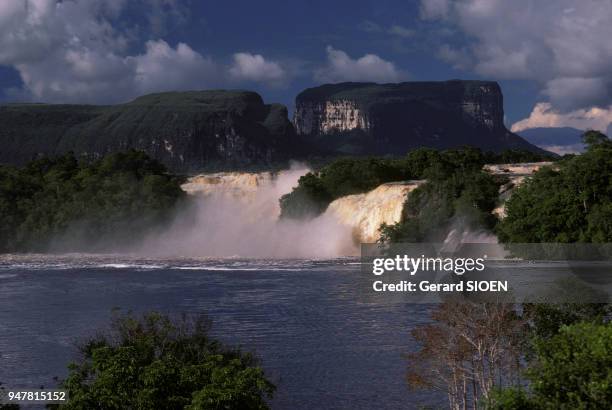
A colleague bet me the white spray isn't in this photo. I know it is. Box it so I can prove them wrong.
[138,163,357,258]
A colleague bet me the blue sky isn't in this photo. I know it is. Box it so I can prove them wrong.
[1,0,611,131]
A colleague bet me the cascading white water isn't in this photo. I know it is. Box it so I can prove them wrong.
[321,181,424,243]
[140,164,354,258]
[140,164,421,258]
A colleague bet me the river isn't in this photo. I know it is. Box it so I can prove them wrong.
[0,255,441,409]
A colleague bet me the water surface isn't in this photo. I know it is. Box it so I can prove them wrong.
[0,255,439,409]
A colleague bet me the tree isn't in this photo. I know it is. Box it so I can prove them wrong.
[582,130,611,148]
[487,322,612,409]
[528,322,612,408]
[406,301,526,410]
[0,151,184,252]
[498,132,612,243]
[55,311,275,410]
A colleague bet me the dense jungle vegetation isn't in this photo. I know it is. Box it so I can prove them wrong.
[279,147,554,220]
[399,132,612,409]
[0,150,184,252]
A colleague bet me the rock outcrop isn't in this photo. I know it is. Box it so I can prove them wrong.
[294,81,545,155]
[0,91,297,172]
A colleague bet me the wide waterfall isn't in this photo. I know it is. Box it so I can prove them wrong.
[140,165,419,258]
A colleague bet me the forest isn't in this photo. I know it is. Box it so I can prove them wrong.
[0,150,184,252]
[399,132,612,409]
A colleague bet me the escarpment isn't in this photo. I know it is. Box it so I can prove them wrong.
[1,81,550,174]
[294,81,544,155]
[0,91,297,172]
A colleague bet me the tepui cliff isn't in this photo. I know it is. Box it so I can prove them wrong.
[0,81,547,173]
[293,80,544,155]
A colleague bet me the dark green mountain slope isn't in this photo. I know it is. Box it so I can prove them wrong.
[0,91,297,172]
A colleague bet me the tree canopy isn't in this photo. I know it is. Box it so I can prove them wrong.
[280,147,548,221]
[498,132,612,243]
[0,150,184,252]
[54,311,275,410]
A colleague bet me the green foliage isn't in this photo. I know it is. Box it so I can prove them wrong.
[379,153,501,243]
[529,322,612,409]
[485,388,535,410]
[498,132,612,243]
[280,146,533,221]
[483,149,556,164]
[524,302,610,340]
[56,311,274,410]
[0,150,184,252]
[279,156,410,219]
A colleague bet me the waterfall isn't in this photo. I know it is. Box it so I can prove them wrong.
[321,181,424,243]
[139,167,420,258]
[139,161,551,258]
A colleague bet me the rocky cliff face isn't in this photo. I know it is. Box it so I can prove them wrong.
[0,91,297,172]
[294,81,542,155]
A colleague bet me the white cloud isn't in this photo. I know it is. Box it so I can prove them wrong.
[315,46,405,84]
[229,53,287,85]
[0,0,288,103]
[131,40,218,93]
[420,0,612,112]
[511,102,612,133]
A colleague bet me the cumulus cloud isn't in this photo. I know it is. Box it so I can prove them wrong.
[511,103,612,133]
[131,40,218,93]
[0,0,287,103]
[315,46,405,84]
[229,53,287,85]
[420,0,612,112]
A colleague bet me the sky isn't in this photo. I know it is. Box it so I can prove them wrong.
[1,0,612,133]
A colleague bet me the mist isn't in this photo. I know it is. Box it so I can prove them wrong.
[136,163,357,259]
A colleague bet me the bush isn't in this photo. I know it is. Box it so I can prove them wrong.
[485,388,535,410]
[527,322,612,408]
[55,311,275,410]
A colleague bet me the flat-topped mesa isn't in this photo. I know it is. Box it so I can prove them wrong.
[294,81,542,155]
[0,90,297,172]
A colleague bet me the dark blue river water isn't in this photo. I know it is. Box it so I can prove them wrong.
[0,255,440,409]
